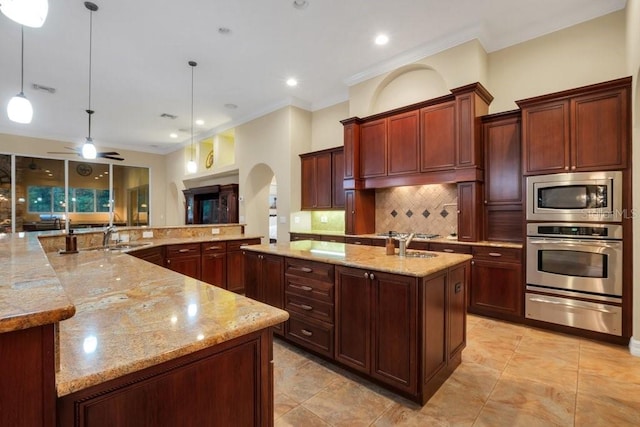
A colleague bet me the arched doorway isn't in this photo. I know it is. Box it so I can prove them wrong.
[244,163,276,244]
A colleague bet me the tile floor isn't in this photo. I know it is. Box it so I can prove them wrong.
[273,315,640,426]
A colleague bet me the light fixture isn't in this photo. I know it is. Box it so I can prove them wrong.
[186,60,198,174]
[7,26,33,124]
[375,34,389,45]
[286,77,298,87]
[82,1,98,160]
[0,0,48,28]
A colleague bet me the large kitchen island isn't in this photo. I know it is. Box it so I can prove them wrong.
[0,228,288,427]
[243,240,472,405]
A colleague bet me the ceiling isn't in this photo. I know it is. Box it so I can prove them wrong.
[0,0,627,155]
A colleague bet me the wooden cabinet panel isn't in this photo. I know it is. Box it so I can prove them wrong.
[320,234,346,243]
[388,110,419,175]
[130,246,164,266]
[285,293,334,324]
[420,102,456,172]
[457,182,482,242]
[332,149,345,208]
[227,239,261,294]
[315,152,333,209]
[301,148,344,210]
[243,252,285,334]
[522,101,569,174]
[342,119,360,181]
[360,119,387,178]
[165,243,201,279]
[448,263,467,359]
[301,156,317,209]
[483,114,522,204]
[201,252,226,288]
[572,88,628,170]
[286,314,334,358]
[344,236,372,246]
[422,272,447,382]
[335,266,371,373]
[344,189,376,235]
[428,242,471,254]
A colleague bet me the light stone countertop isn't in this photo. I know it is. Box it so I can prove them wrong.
[244,241,473,277]
[1,230,288,397]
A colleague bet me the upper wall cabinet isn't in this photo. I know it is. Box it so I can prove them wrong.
[341,83,492,189]
[517,77,631,175]
[300,147,345,210]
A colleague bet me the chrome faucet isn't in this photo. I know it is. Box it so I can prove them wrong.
[103,225,117,247]
[398,233,415,257]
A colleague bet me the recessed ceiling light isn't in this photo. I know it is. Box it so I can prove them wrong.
[375,34,389,45]
[170,133,178,138]
[293,0,309,10]
[225,103,238,109]
[218,27,231,35]
[286,78,298,87]
[195,119,204,126]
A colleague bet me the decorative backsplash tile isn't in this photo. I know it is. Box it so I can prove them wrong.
[375,184,458,237]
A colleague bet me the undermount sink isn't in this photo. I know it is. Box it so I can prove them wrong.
[86,242,153,252]
[402,251,437,259]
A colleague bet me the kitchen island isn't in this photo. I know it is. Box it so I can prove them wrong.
[1,228,288,427]
[243,240,472,404]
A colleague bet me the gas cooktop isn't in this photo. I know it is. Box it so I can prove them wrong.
[377,232,441,239]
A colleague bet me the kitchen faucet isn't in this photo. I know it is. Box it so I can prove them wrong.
[103,225,117,247]
[398,233,415,257]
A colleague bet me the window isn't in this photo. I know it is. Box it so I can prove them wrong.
[27,185,109,214]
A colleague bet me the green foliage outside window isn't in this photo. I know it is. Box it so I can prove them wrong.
[27,185,109,214]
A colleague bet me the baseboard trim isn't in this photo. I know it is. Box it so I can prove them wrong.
[629,337,640,357]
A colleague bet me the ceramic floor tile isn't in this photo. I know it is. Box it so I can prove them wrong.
[274,405,332,427]
[303,378,395,426]
[575,373,640,426]
[579,342,640,383]
[502,352,578,390]
[274,357,347,402]
[274,392,299,420]
[474,376,576,427]
[516,328,581,364]
[372,403,453,427]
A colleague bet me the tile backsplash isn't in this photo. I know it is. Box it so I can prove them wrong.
[375,184,458,237]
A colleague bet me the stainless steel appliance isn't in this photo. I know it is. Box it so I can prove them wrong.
[526,171,622,222]
[525,222,623,336]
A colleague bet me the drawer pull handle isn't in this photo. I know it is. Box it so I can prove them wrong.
[300,329,313,337]
[300,285,312,291]
[178,248,191,253]
[295,267,313,273]
[443,249,454,253]
[488,252,502,257]
[206,246,222,250]
[300,304,313,311]
[354,242,362,245]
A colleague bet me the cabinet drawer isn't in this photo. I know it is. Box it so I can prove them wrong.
[320,235,346,243]
[286,276,334,303]
[428,242,471,254]
[472,246,521,263]
[285,293,334,324]
[201,241,227,253]
[166,243,201,257]
[227,238,261,251]
[286,315,334,358]
[344,237,372,246]
[285,258,334,283]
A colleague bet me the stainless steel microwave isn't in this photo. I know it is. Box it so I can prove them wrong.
[526,171,622,222]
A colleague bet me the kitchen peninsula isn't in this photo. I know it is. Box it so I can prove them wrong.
[243,240,472,404]
[0,227,288,427]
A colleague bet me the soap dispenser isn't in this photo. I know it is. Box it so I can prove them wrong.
[385,231,395,255]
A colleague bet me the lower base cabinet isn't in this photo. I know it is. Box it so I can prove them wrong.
[244,251,285,336]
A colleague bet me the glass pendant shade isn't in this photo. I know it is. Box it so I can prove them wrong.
[1,0,49,28]
[187,159,197,174]
[7,92,33,124]
[82,138,97,159]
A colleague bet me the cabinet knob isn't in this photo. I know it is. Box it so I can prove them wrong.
[167,259,171,264]
[471,260,475,265]
[484,200,487,204]
[370,273,375,280]
[364,272,369,279]
[457,210,461,214]
[565,166,569,170]
[571,166,576,170]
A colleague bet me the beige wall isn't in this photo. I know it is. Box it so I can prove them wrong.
[311,101,349,151]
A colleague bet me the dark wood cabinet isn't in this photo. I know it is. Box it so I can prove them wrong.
[201,242,227,288]
[183,184,239,224]
[300,147,344,210]
[360,119,387,178]
[130,245,165,266]
[388,110,419,175]
[335,266,417,394]
[344,189,376,235]
[482,111,523,242]
[428,242,471,254]
[165,243,201,278]
[420,101,456,172]
[457,182,482,242]
[451,84,491,169]
[469,246,523,321]
[1,324,56,427]
[244,251,285,335]
[227,239,261,294]
[518,77,630,174]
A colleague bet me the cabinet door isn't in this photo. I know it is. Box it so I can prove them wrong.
[448,262,467,360]
[227,250,246,294]
[166,255,201,279]
[300,156,317,209]
[470,259,522,318]
[422,272,447,382]
[335,266,371,373]
[457,182,482,242]
[370,271,417,394]
[360,119,387,178]
[344,189,375,236]
[388,110,419,175]
[262,254,285,334]
[332,149,345,208]
[483,115,522,205]
[420,102,456,172]
[315,152,333,209]
[571,88,628,171]
[522,100,570,174]
[243,251,260,300]
[345,190,355,235]
[131,246,164,266]
[201,253,226,288]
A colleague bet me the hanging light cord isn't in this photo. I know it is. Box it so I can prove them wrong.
[87,5,94,139]
[19,26,25,94]
[190,63,194,161]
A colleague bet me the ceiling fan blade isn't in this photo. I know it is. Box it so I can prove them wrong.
[47,151,78,155]
[98,151,120,156]
[102,155,125,161]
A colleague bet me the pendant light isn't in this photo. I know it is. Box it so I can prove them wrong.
[186,60,198,174]
[0,0,48,28]
[82,1,98,160]
[7,26,33,124]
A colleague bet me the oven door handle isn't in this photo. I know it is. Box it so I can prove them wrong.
[528,297,619,314]
[528,239,621,249]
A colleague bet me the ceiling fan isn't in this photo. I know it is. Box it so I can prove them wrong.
[47,147,124,161]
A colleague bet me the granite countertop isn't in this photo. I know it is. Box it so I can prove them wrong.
[244,241,472,277]
[1,230,288,397]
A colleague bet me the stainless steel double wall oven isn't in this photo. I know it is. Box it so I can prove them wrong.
[525,171,624,336]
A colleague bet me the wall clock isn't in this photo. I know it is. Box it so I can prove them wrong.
[76,163,93,176]
[205,150,214,169]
